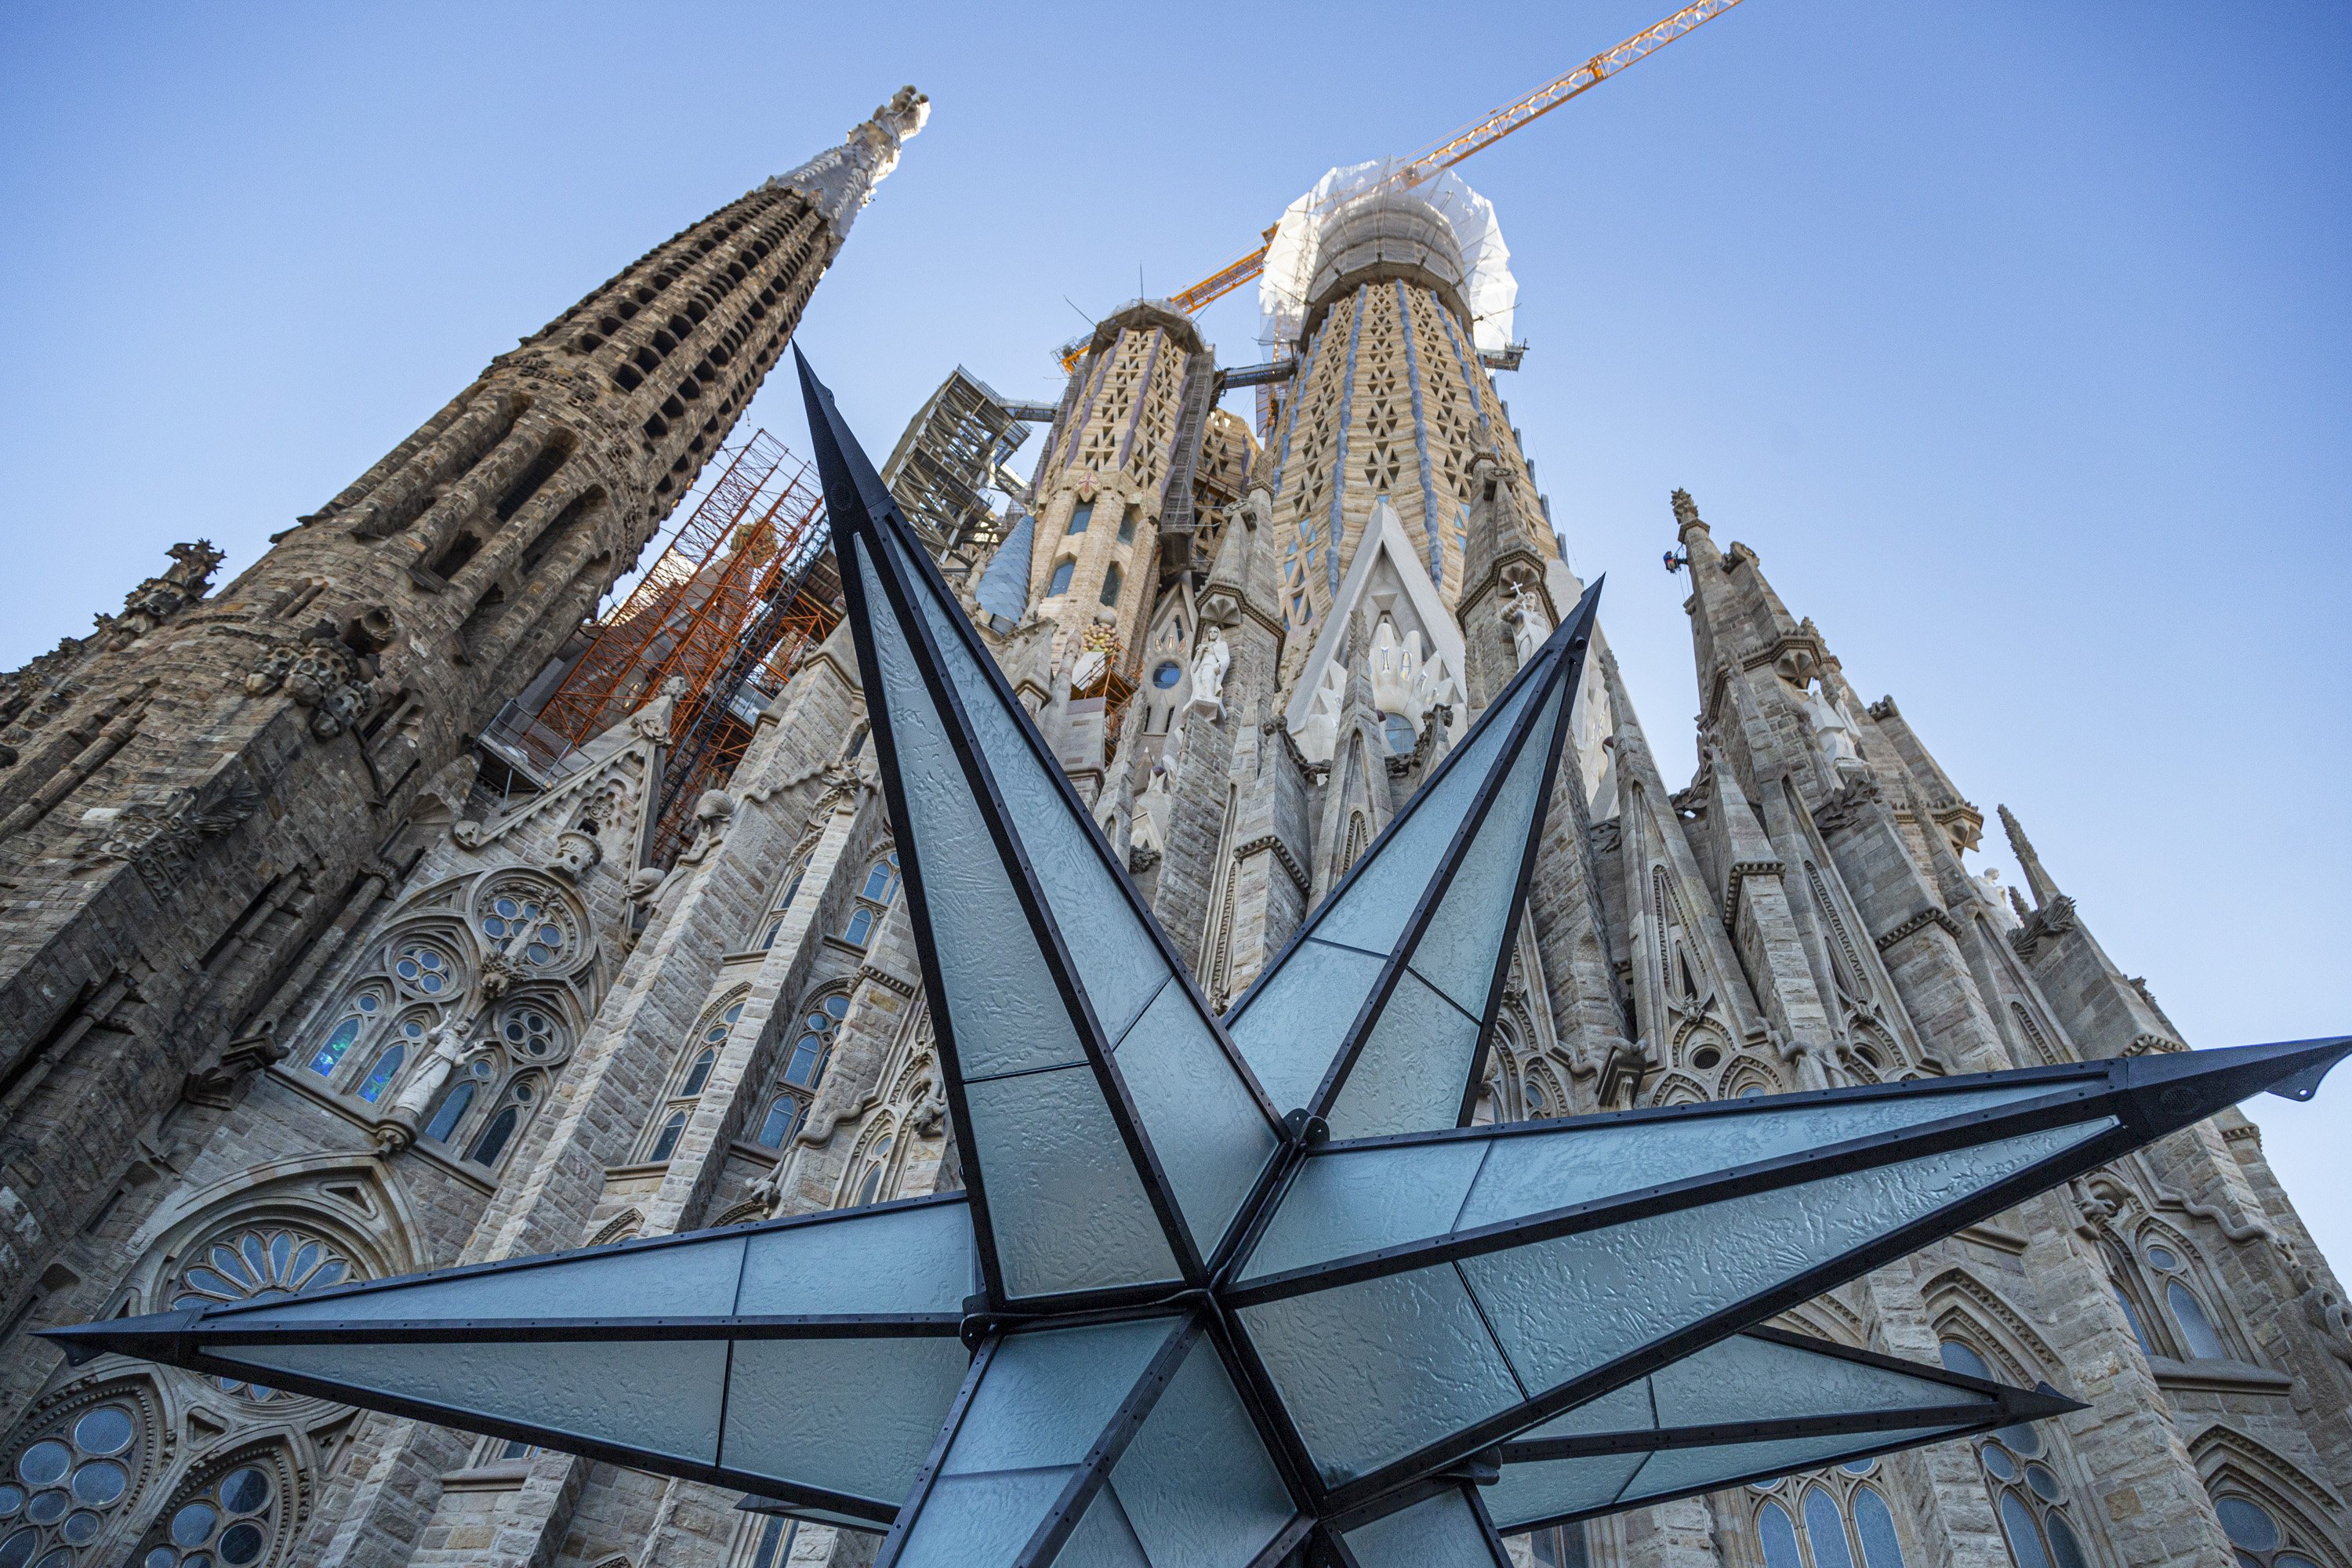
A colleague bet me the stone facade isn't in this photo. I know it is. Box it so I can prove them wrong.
[3,146,2347,1568]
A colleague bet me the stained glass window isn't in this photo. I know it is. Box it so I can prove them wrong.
[355,1045,405,1103]
[0,1399,145,1568]
[392,943,455,996]
[307,1016,362,1077]
[2212,1493,2325,1568]
[132,1462,276,1568]
[1751,1461,1908,1568]
[424,1080,474,1144]
[1940,1341,2085,1568]
[481,887,573,969]
[171,1229,354,1399]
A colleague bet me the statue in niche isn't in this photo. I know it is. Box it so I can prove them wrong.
[1802,678,1868,780]
[1186,628,1230,720]
[1502,579,1548,670]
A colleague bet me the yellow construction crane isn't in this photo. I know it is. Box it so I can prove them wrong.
[1059,0,1747,371]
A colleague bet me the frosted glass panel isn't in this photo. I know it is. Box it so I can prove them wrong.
[1312,677,1538,958]
[1508,1378,1656,1443]
[1462,1122,2114,1396]
[218,1338,728,1465]
[236,1231,746,1323]
[1058,1486,1152,1568]
[902,537,1167,1046]
[737,1200,972,1316]
[1243,1138,1486,1281]
[1486,1452,1646,1531]
[1323,968,1483,1140]
[1648,1334,1979,1427]
[1109,1337,1295,1567]
[859,548,1084,1082]
[1453,1083,2080,1233]
[1613,1426,1973,1511]
[964,1067,1181,1298]
[942,1319,1177,1475]
[1240,1263,1522,1483]
[894,1469,1073,1568]
[1111,982,1279,1256]
[1400,689,1559,1015]
[722,1335,969,1504]
[1344,1489,1500,1568]
[1226,940,1384,1113]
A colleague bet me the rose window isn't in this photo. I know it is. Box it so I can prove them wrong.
[500,1007,559,1058]
[480,890,572,968]
[137,1465,274,1568]
[171,1230,353,1400]
[0,1403,140,1568]
[391,944,454,997]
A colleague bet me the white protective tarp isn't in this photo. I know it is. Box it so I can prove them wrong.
[1259,159,1518,354]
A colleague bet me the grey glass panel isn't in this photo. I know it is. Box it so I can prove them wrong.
[225,1232,746,1323]
[1240,1263,1523,1483]
[1109,1337,1295,1568]
[1323,968,1483,1141]
[1057,1485,1152,1568]
[1243,1138,1486,1281]
[1485,1453,1646,1532]
[1614,1426,1973,1511]
[1225,941,1384,1114]
[1453,1083,2079,1234]
[859,548,1084,1081]
[964,1069,1180,1298]
[1111,983,1279,1257]
[894,1468,1073,1568]
[736,1200,973,1317]
[722,1335,969,1504]
[215,1338,727,1465]
[1508,1378,1657,1443]
[1396,686,1559,1017]
[1463,1122,2114,1397]
[941,1319,1177,1475]
[1344,1490,1500,1568]
[902,538,1164,1045]
[1646,1334,1979,1426]
[1311,677,1538,959]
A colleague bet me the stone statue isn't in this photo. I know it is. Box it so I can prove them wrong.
[1802,679,1867,779]
[1186,629,1231,720]
[379,1019,475,1150]
[1976,866,2020,929]
[1501,579,1548,670]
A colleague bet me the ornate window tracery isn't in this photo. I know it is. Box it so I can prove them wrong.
[1751,1460,1908,1568]
[477,880,577,971]
[852,1133,896,1207]
[840,855,899,949]
[128,1452,289,1568]
[467,1080,535,1167]
[391,942,457,999]
[2209,1492,2330,1568]
[0,1393,151,1568]
[647,1000,744,1163]
[758,992,848,1150]
[169,1228,354,1400]
[1937,1340,2089,1568]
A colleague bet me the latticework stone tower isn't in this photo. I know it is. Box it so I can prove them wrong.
[0,88,926,1328]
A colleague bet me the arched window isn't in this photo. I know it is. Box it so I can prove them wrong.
[741,1514,797,1568]
[470,1089,529,1167]
[354,1044,406,1103]
[854,1135,895,1207]
[756,1094,807,1149]
[1098,563,1124,606]
[1751,1461,1907,1568]
[681,1047,717,1098]
[130,1457,283,1568]
[1938,1340,2088,1568]
[0,1395,154,1568]
[762,993,849,1149]
[2138,1238,2232,1359]
[759,849,815,950]
[1047,557,1076,596]
[650,1110,688,1163]
[841,854,899,948]
[424,1080,475,1144]
[306,985,384,1076]
[2211,1493,2327,1568]
[1523,1524,1587,1568]
[478,884,575,970]
[1066,501,1092,535]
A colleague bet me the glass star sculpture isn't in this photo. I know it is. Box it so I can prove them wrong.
[52,356,2348,1568]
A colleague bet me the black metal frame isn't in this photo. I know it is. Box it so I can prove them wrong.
[45,351,2348,1568]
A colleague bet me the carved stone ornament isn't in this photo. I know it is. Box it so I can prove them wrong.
[89,771,265,897]
[247,608,397,738]
[108,539,225,645]
[182,1023,289,1110]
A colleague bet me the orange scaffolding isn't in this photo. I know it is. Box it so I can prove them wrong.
[531,429,842,864]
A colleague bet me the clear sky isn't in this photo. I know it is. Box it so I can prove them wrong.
[3,4,2345,1260]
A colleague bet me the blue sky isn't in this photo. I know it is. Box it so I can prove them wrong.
[3,3,2346,1260]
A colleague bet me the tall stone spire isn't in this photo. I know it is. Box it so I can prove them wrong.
[1999,802,2064,909]
[0,91,924,1323]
